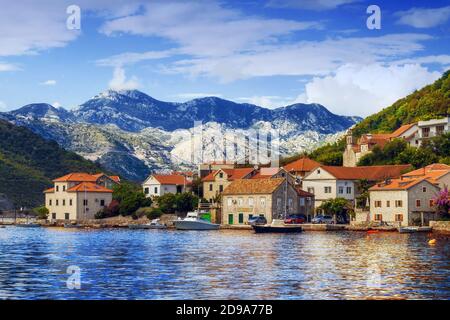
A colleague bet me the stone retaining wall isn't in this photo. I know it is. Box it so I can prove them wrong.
[430,220,450,234]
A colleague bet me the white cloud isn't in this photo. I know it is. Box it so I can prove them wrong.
[108,66,140,91]
[0,62,20,71]
[41,80,57,86]
[266,0,359,10]
[396,6,450,28]
[175,93,223,100]
[52,101,62,108]
[237,96,295,109]
[294,63,441,117]
[96,50,175,67]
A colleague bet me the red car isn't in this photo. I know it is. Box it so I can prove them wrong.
[284,214,307,224]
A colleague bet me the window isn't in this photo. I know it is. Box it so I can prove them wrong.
[227,198,232,206]
[288,198,293,210]
[394,214,403,222]
[219,172,223,178]
[62,199,65,206]
[300,198,305,206]
[238,213,244,224]
[52,213,56,219]
[65,213,70,220]
[83,199,88,206]
[63,185,66,191]
[436,125,445,135]
[429,199,435,207]
[374,214,382,221]
[422,187,427,193]
[56,185,59,192]
[219,185,223,192]
[144,187,149,194]
[209,184,213,191]
[338,186,344,194]
[324,186,331,194]
[154,187,158,194]
[248,197,254,207]
[422,127,430,138]
[374,201,382,208]
[416,199,421,207]
[69,199,72,206]
[260,197,266,207]
[100,199,105,206]
[346,187,352,194]
[395,200,403,207]
[49,199,52,206]
[386,201,390,207]
[307,187,315,194]
[238,198,243,206]
[317,169,321,174]
[276,197,282,208]
[56,199,59,206]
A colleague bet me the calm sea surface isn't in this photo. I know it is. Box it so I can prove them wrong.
[0,226,449,300]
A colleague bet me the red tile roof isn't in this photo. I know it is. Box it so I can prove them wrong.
[402,163,450,178]
[223,178,285,195]
[67,182,113,193]
[369,177,438,191]
[390,123,417,137]
[317,165,412,181]
[152,174,191,185]
[43,187,55,193]
[283,157,320,173]
[295,187,314,197]
[53,172,120,183]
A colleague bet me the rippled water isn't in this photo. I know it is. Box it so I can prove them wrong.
[0,226,449,299]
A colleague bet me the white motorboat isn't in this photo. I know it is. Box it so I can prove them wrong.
[173,211,219,230]
[129,219,167,230]
[398,226,432,233]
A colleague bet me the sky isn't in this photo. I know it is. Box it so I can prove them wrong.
[0,0,449,117]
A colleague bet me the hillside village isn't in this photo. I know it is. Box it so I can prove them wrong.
[29,115,449,231]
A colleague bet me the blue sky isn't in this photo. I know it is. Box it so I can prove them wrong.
[0,0,449,116]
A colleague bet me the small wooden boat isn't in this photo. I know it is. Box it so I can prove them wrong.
[252,219,303,233]
[64,223,83,229]
[367,229,379,234]
[15,223,41,228]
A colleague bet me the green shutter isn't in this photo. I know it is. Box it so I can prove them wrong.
[228,214,234,225]
[238,213,244,224]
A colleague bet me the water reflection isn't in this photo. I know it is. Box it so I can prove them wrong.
[0,227,448,299]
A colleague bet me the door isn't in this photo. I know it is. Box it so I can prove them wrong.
[238,213,244,224]
[228,214,234,225]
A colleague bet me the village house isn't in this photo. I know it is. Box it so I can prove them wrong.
[368,177,440,226]
[412,117,449,147]
[44,173,120,221]
[142,173,192,197]
[201,167,256,204]
[221,178,314,225]
[401,163,450,188]
[302,164,411,209]
[343,124,418,167]
[198,161,235,178]
[282,156,321,178]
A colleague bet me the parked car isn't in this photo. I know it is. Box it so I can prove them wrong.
[248,216,267,226]
[311,215,334,224]
[284,214,307,224]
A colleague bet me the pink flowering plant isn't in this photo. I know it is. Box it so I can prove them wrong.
[432,186,450,219]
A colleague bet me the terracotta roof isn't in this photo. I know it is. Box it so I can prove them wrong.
[283,157,320,173]
[67,182,113,193]
[53,172,120,183]
[316,165,412,181]
[369,177,438,191]
[201,168,255,182]
[390,123,417,137]
[53,173,99,182]
[223,178,285,195]
[403,163,450,177]
[295,187,314,197]
[43,187,54,193]
[152,174,190,185]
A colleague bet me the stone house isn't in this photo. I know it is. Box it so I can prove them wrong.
[142,174,192,197]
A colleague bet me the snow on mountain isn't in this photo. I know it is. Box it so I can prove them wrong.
[2,90,362,181]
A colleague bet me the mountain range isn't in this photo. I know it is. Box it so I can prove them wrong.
[0,90,361,180]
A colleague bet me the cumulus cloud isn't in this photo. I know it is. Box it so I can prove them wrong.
[108,66,140,91]
[0,62,20,71]
[294,63,441,117]
[41,80,57,86]
[396,6,450,28]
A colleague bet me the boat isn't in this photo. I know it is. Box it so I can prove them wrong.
[64,223,83,229]
[398,226,433,233]
[129,219,167,230]
[173,211,220,230]
[252,219,303,233]
[15,223,41,228]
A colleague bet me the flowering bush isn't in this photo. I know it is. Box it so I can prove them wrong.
[432,186,450,219]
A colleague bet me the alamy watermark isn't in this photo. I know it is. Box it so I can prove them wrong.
[66,5,81,30]
[66,265,81,289]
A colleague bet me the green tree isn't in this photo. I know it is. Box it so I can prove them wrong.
[175,193,199,213]
[318,198,354,223]
[155,193,177,213]
[112,182,152,216]
[33,205,49,220]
